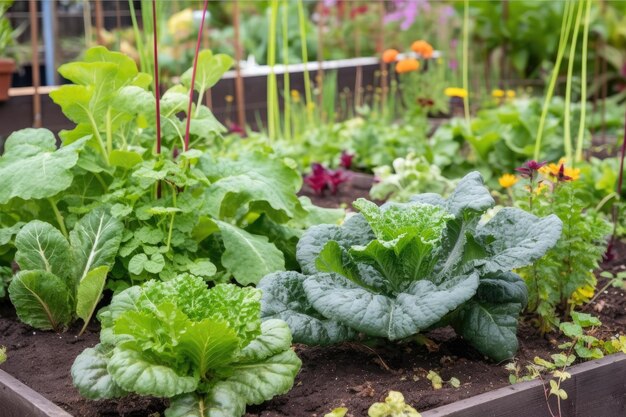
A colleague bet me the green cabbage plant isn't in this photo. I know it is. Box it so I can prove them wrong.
[259,172,563,361]
[71,274,300,417]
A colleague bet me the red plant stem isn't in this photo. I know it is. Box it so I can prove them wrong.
[152,0,161,155]
[183,0,210,152]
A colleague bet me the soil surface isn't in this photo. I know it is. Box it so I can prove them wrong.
[1,186,625,417]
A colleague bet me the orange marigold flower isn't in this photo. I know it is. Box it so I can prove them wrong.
[411,40,434,59]
[396,58,420,74]
[382,49,399,64]
[498,173,518,188]
[540,158,580,182]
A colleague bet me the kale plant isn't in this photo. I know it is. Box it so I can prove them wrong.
[259,172,562,361]
[72,274,300,417]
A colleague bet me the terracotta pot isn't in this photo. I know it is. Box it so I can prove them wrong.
[0,57,15,102]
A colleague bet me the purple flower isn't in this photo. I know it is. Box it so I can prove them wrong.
[384,0,430,31]
[515,160,547,180]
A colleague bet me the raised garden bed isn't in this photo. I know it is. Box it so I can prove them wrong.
[1,258,624,417]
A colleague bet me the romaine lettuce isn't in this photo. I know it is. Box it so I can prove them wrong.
[72,274,300,417]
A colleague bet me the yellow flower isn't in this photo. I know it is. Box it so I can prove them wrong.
[570,284,595,305]
[444,87,467,98]
[498,173,518,188]
[506,89,516,98]
[492,89,505,98]
[290,89,301,103]
[225,95,234,103]
[540,158,580,182]
[167,8,194,38]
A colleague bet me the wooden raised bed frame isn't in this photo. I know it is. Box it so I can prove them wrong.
[0,354,624,417]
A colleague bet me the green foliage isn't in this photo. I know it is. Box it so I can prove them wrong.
[260,172,562,361]
[0,345,5,364]
[517,182,611,332]
[71,275,300,417]
[370,153,457,202]
[0,46,343,310]
[8,209,123,332]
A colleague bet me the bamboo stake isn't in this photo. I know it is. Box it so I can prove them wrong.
[83,0,92,47]
[316,0,324,112]
[28,0,41,127]
[233,0,245,129]
[353,0,363,109]
[378,0,387,109]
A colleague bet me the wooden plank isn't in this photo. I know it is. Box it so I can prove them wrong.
[0,369,73,417]
[422,354,626,417]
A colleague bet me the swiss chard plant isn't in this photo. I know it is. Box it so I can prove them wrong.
[71,274,301,417]
[8,208,122,333]
[0,46,342,312]
[259,172,563,361]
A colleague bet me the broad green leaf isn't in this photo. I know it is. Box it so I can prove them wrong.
[0,129,85,204]
[8,270,73,331]
[476,208,562,273]
[188,259,217,278]
[181,51,233,94]
[258,271,356,345]
[76,266,109,327]
[304,272,479,340]
[70,208,123,284]
[109,150,143,169]
[216,221,285,285]
[108,346,197,397]
[200,152,302,223]
[179,319,239,375]
[296,214,375,275]
[14,220,72,280]
[455,300,523,362]
[237,319,293,363]
[0,221,24,246]
[215,349,301,405]
[71,343,127,399]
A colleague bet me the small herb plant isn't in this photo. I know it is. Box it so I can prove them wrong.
[260,172,562,361]
[368,391,421,417]
[370,153,456,202]
[512,160,611,332]
[71,274,300,417]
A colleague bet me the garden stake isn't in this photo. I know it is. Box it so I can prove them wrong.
[233,0,245,130]
[575,0,592,164]
[378,0,387,109]
[94,0,105,45]
[316,0,324,113]
[28,0,41,128]
[183,0,210,152]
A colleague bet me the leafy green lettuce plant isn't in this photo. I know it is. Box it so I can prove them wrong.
[71,274,300,417]
[259,172,563,361]
[9,208,122,334]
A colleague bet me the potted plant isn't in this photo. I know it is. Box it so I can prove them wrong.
[0,0,16,101]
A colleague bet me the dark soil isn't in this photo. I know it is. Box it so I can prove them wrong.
[0,197,624,417]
